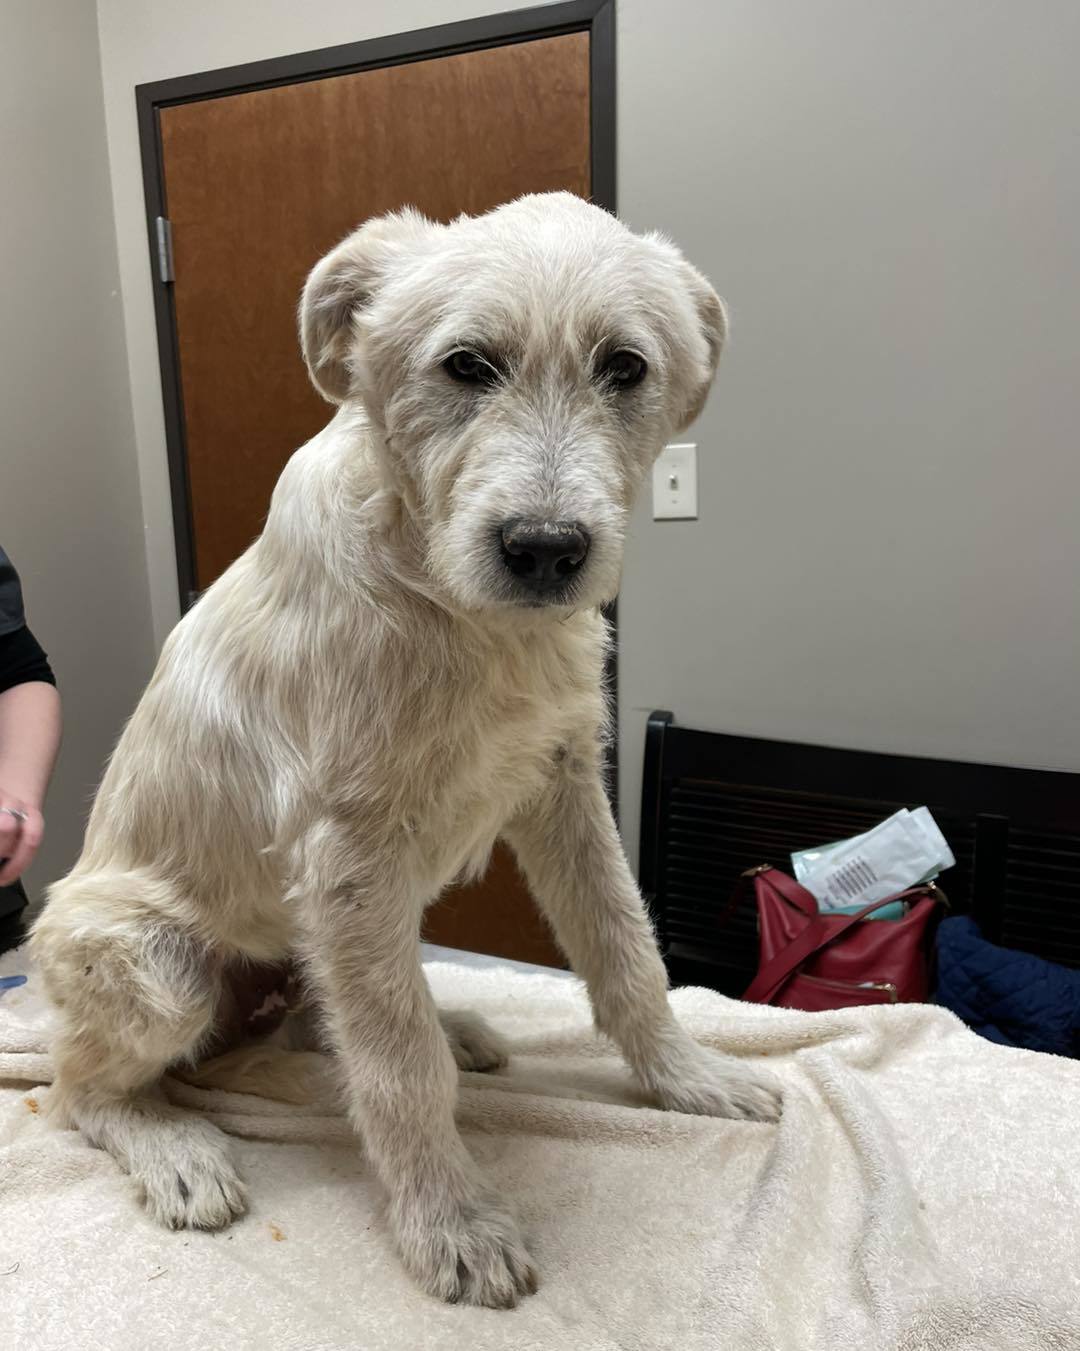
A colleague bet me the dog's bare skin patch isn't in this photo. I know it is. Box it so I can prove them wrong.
[31,193,779,1308]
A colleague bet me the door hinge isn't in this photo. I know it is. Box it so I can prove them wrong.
[155,216,175,284]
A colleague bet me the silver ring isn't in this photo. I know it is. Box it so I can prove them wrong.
[0,807,28,824]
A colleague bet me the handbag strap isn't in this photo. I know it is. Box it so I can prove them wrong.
[753,865,820,918]
[743,879,931,1005]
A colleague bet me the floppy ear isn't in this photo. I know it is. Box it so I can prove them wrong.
[299,208,435,404]
[675,261,728,431]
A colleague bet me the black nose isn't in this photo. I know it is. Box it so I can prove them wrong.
[499,518,591,593]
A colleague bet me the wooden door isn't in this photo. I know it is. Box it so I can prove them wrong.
[154,29,597,968]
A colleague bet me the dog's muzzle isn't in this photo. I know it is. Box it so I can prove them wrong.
[499,518,591,599]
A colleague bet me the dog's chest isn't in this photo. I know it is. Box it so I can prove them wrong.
[393,622,604,880]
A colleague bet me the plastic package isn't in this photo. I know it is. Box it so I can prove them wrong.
[792,808,954,913]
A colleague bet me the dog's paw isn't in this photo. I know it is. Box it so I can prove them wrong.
[136,1120,247,1231]
[397,1193,538,1308]
[651,1046,782,1123]
[439,1009,510,1073]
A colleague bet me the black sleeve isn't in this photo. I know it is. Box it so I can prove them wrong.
[0,545,56,693]
[0,545,27,637]
[0,624,56,695]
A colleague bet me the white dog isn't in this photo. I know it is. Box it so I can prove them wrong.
[32,192,781,1307]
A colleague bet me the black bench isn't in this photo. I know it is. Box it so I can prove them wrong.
[639,710,1080,997]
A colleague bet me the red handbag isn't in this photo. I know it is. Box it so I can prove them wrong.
[741,866,944,1011]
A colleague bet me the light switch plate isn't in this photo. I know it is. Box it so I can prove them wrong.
[652,443,698,520]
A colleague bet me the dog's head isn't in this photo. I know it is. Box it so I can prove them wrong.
[300,193,725,614]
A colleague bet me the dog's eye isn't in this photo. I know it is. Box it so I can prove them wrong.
[443,350,498,386]
[600,350,648,389]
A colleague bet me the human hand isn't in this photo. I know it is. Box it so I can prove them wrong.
[0,794,43,886]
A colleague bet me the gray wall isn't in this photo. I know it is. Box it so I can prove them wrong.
[616,0,1080,865]
[94,1,1080,872]
[1,0,154,896]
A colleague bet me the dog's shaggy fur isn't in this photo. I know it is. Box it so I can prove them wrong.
[32,193,781,1307]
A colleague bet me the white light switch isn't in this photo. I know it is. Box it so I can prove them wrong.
[652,443,698,520]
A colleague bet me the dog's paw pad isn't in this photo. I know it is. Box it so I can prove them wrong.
[137,1123,247,1231]
[400,1196,537,1308]
[440,1010,510,1073]
[654,1052,783,1123]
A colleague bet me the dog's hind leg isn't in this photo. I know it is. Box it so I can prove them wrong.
[32,889,246,1230]
[62,1077,247,1230]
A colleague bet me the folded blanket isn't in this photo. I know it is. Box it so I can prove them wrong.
[2,946,1079,1350]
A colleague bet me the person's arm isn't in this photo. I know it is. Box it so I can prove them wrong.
[0,680,62,885]
[0,623,61,886]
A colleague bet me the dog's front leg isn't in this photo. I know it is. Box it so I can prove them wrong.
[505,749,782,1123]
[297,840,537,1307]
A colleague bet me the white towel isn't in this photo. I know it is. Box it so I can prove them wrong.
[2,946,1078,1350]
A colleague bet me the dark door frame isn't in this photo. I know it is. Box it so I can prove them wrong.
[135,0,620,811]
